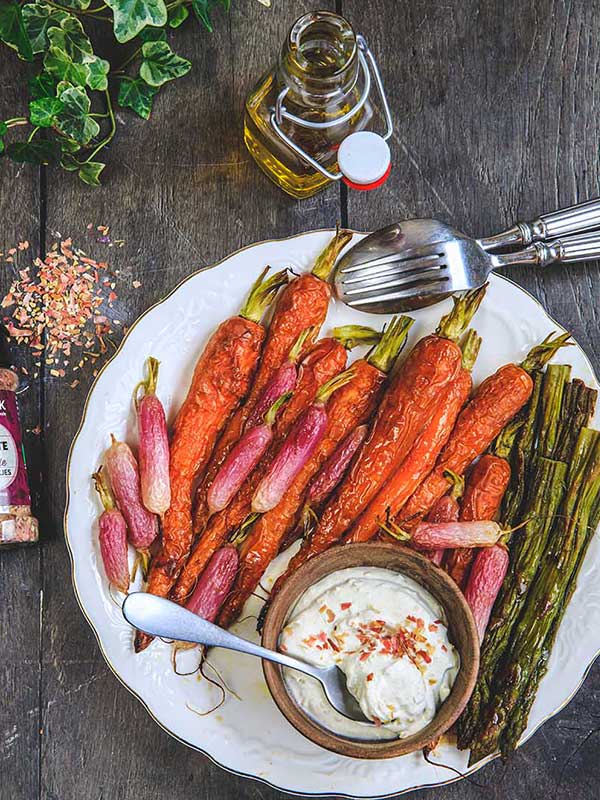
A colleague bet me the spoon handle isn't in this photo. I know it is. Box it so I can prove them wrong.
[479,197,600,251]
[122,592,321,679]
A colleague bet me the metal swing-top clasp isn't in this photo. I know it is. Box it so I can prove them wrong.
[270,35,394,191]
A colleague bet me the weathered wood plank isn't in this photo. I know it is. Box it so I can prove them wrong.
[39,3,339,799]
[0,50,43,800]
[343,1,600,798]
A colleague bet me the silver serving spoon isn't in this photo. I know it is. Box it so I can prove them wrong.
[334,198,600,313]
[122,592,371,724]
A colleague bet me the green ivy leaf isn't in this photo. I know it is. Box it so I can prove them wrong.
[0,1,34,61]
[44,45,90,86]
[54,84,100,144]
[0,121,7,155]
[59,136,80,153]
[6,139,60,164]
[117,76,157,119]
[139,25,166,41]
[168,4,188,28]
[29,97,64,127]
[55,0,91,9]
[47,16,94,64]
[60,152,81,170]
[191,0,212,31]
[87,55,110,90]
[29,71,56,100]
[22,3,68,54]
[139,40,191,86]
[78,160,105,185]
[105,0,167,43]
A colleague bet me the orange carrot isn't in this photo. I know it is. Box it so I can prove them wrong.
[134,268,286,652]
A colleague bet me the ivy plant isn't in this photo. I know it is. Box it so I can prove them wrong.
[0,0,230,184]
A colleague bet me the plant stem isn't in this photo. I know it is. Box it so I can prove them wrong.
[115,47,143,74]
[83,89,116,163]
[27,126,40,143]
[5,118,28,127]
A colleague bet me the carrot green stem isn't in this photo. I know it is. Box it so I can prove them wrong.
[239,267,289,323]
[367,315,414,373]
[460,328,482,371]
[264,391,292,426]
[311,227,353,281]
[520,331,573,373]
[92,468,114,512]
[435,285,487,342]
[444,469,464,500]
[332,325,382,350]
[229,512,260,545]
[315,368,356,404]
[288,327,315,362]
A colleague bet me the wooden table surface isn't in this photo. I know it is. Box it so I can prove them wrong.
[2,1,599,798]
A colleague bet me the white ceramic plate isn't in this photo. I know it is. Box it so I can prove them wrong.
[65,230,600,798]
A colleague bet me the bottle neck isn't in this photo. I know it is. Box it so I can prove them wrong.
[278,11,359,110]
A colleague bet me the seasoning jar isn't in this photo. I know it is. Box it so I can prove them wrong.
[244,10,393,199]
[0,367,38,547]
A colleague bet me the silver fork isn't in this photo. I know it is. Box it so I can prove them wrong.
[334,199,600,313]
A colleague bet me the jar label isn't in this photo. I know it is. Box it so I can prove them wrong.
[0,390,32,509]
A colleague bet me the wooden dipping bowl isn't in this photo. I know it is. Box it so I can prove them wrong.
[262,543,479,759]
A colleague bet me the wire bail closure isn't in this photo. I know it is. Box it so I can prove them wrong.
[269,35,394,183]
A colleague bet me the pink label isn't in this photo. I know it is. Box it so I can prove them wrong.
[0,390,31,509]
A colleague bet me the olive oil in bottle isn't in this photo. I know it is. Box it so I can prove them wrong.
[244,11,391,199]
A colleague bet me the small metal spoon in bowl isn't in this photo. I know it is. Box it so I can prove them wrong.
[122,592,371,724]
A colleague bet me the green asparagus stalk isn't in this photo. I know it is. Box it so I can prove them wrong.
[538,365,571,458]
[457,456,568,749]
[501,440,600,756]
[500,371,544,526]
[469,433,600,764]
[554,380,598,462]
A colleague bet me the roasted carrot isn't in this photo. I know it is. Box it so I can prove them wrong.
[344,329,480,545]
[192,229,352,536]
[169,337,348,606]
[134,267,286,652]
[218,317,414,629]
[445,454,511,588]
[397,334,571,533]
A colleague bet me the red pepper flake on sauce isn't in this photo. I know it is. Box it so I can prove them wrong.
[366,673,374,682]
[340,602,352,610]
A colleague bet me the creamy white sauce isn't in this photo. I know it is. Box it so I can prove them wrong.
[279,567,459,741]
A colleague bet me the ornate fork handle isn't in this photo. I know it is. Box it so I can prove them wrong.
[492,231,600,269]
[479,198,600,251]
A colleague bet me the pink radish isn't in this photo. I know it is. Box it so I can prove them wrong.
[104,435,159,551]
[244,326,313,430]
[386,519,504,550]
[252,369,355,514]
[463,545,509,640]
[421,470,464,566]
[186,546,240,620]
[93,469,130,593]
[307,424,368,508]
[208,392,292,514]
[135,357,170,515]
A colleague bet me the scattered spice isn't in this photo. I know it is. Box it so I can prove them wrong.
[1,229,140,385]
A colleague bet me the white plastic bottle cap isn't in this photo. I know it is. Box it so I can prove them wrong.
[337,131,391,191]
